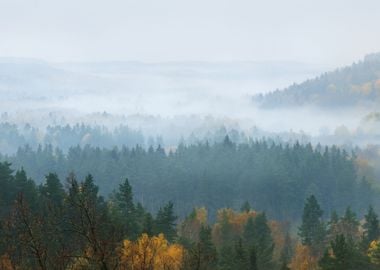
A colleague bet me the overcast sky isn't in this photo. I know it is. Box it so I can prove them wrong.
[1,0,380,66]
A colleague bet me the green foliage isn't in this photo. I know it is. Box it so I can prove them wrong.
[243,213,274,270]
[298,195,326,254]
[0,164,380,269]
[155,201,178,242]
[241,201,251,213]
[3,140,369,221]
[185,226,218,270]
[319,234,371,270]
[363,205,380,248]
[110,178,140,239]
[255,54,380,108]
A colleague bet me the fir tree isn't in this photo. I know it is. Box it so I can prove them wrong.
[185,225,217,270]
[299,195,326,254]
[363,205,380,248]
[243,212,274,270]
[233,238,249,270]
[319,234,371,270]
[155,201,177,241]
[241,201,251,213]
[112,178,139,239]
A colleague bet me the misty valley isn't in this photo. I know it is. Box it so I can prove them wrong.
[0,51,380,270]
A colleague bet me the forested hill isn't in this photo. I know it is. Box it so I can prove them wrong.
[254,53,380,108]
[1,138,375,220]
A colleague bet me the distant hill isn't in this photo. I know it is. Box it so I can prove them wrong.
[254,53,380,108]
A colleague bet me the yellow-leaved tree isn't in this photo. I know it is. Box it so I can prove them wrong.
[179,207,208,243]
[119,233,184,270]
[289,243,319,270]
[368,240,380,266]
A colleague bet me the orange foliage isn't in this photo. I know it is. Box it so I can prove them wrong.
[0,254,13,270]
[289,243,319,270]
[212,208,257,246]
[119,233,184,270]
[269,221,288,261]
[179,207,208,242]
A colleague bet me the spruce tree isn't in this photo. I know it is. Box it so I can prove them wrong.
[233,238,249,270]
[243,212,274,270]
[243,216,255,245]
[319,234,371,270]
[241,201,251,213]
[252,212,274,270]
[40,173,65,209]
[185,225,217,270]
[299,195,326,254]
[155,201,177,241]
[112,178,139,239]
[340,207,359,240]
[363,205,380,248]
[249,246,258,270]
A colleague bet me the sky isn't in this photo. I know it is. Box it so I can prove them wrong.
[1,0,380,66]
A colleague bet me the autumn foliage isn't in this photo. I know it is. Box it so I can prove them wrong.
[119,234,184,270]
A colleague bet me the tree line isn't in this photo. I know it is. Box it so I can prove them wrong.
[1,162,380,269]
[1,137,376,220]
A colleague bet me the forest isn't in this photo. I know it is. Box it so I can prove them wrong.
[0,137,374,221]
[254,53,380,109]
[0,161,380,269]
[2,1,380,268]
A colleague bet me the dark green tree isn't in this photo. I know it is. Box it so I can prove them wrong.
[14,168,38,210]
[232,238,249,270]
[339,207,359,241]
[185,225,217,270]
[39,173,65,209]
[111,178,139,239]
[248,246,259,270]
[155,201,177,241]
[243,216,255,245]
[363,205,380,248]
[241,201,251,213]
[243,212,274,270]
[298,195,326,254]
[319,234,371,270]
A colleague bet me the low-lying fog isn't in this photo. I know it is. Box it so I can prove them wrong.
[0,58,377,147]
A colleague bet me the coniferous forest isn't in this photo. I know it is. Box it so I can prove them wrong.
[0,159,380,269]
[2,1,380,269]
[1,138,373,220]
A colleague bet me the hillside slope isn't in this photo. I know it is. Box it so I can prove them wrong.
[254,53,380,108]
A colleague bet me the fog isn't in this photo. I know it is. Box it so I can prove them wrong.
[0,0,379,151]
[2,0,380,65]
[0,57,378,152]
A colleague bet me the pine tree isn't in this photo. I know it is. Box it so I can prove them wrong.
[155,201,177,241]
[233,238,249,270]
[112,178,139,239]
[319,234,371,270]
[241,201,251,213]
[363,205,380,248]
[39,173,65,209]
[142,212,154,236]
[218,245,234,270]
[249,246,259,270]
[340,207,359,241]
[243,216,255,245]
[298,195,326,255]
[243,212,274,270]
[14,168,38,210]
[252,212,274,270]
[186,225,218,270]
